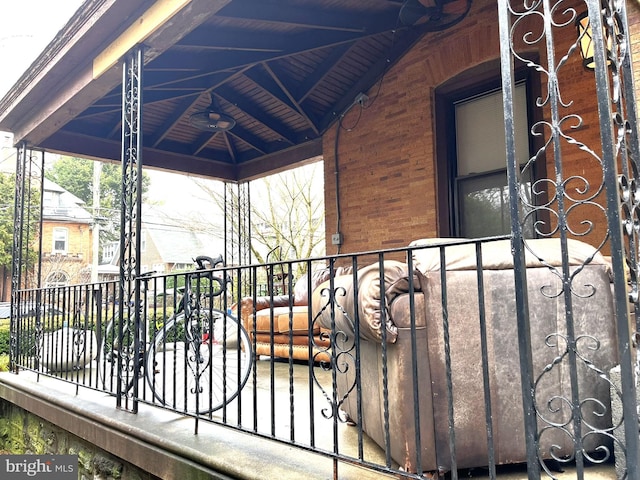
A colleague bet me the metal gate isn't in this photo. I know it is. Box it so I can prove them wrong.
[499,0,640,477]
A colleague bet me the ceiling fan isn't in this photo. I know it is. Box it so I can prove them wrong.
[189,93,236,132]
[399,0,472,31]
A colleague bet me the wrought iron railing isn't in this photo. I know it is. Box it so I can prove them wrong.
[7,237,635,479]
[5,0,640,477]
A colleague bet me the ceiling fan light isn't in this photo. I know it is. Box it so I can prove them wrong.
[189,94,236,132]
[189,111,236,131]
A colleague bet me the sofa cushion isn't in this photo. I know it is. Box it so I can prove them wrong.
[409,237,609,273]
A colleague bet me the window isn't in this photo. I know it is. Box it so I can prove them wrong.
[52,228,68,254]
[45,271,69,288]
[153,263,166,274]
[435,60,545,238]
[101,242,118,263]
[454,84,532,237]
[43,190,61,208]
[141,230,147,252]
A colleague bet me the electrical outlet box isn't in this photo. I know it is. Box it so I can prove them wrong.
[355,92,368,106]
[331,233,343,245]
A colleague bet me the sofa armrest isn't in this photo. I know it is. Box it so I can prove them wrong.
[312,260,420,344]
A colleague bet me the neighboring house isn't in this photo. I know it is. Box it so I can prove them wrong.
[2,140,71,296]
[40,178,93,287]
[142,225,223,274]
[99,208,223,280]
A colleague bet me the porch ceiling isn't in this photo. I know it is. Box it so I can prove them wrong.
[0,0,470,182]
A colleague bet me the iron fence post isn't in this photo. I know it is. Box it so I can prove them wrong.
[10,142,28,373]
[498,1,540,477]
[119,44,144,412]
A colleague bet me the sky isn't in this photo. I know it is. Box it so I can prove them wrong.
[0,0,222,223]
[0,1,321,236]
[0,1,84,170]
[0,0,85,98]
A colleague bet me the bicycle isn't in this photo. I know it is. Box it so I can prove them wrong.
[98,255,253,414]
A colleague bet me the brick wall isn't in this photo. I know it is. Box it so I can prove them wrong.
[40,221,93,285]
[41,221,92,260]
[322,0,630,255]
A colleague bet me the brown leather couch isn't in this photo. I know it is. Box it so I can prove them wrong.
[312,239,619,473]
[235,266,351,361]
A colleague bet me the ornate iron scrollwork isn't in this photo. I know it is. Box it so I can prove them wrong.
[311,286,357,423]
[118,45,144,411]
[502,0,638,476]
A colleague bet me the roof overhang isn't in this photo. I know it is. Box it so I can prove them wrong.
[0,0,471,182]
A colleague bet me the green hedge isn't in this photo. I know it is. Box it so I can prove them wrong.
[0,354,8,372]
[0,323,37,357]
[0,315,85,356]
[0,309,176,356]
[0,324,8,356]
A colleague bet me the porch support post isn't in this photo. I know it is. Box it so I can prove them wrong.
[118,44,144,412]
[36,151,45,289]
[9,142,29,373]
[224,181,251,267]
[497,1,539,478]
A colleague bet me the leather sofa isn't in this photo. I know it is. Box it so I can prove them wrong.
[312,238,619,473]
[235,266,351,361]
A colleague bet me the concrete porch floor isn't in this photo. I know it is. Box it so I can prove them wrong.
[0,358,619,479]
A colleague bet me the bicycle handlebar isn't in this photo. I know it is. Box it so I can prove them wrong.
[192,254,229,297]
[137,270,157,280]
[194,254,224,270]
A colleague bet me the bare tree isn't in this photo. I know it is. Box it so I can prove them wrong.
[40,253,91,287]
[194,161,325,279]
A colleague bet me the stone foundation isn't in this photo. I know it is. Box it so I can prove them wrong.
[0,399,158,480]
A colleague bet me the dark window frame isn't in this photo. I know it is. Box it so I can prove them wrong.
[434,57,547,237]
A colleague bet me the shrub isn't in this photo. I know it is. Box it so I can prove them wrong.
[0,314,81,356]
[0,324,8,356]
[0,354,8,372]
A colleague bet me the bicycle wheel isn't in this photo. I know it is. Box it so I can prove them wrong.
[98,313,140,394]
[145,309,253,414]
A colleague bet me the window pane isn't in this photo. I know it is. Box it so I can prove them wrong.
[52,228,68,253]
[458,172,509,237]
[455,84,529,176]
[46,271,69,287]
[454,82,532,238]
[458,171,534,238]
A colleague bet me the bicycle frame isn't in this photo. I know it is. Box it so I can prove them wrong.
[99,254,252,414]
